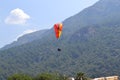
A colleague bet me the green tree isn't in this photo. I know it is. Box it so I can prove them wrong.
[34,73,68,80]
[34,73,55,80]
[75,72,87,80]
[7,74,33,80]
[58,74,68,80]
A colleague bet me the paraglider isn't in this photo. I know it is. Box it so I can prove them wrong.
[54,23,63,39]
[54,23,63,51]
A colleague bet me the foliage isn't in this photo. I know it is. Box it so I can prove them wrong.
[75,72,87,80]
[1,0,120,80]
[7,72,69,80]
[1,24,120,80]
[7,74,32,80]
[34,73,57,80]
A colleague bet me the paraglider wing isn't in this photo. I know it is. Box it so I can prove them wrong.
[54,23,63,51]
[54,24,59,39]
[54,23,63,39]
[58,23,63,38]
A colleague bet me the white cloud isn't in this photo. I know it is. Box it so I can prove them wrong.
[15,29,37,41]
[5,8,30,25]
[20,29,37,36]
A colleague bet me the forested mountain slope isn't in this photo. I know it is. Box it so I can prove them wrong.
[0,0,120,79]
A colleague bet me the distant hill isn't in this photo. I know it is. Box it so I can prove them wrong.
[1,0,120,80]
[1,29,48,50]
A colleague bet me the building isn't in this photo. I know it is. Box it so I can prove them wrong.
[93,77,105,80]
[68,77,75,80]
[105,76,119,80]
[93,76,119,80]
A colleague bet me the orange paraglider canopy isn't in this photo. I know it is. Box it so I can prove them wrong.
[53,23,63,51]
[54,23,63,39]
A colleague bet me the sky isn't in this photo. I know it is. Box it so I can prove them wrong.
[0,0,99,48]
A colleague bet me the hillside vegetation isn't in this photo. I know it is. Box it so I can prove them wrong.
[0,0,120,79]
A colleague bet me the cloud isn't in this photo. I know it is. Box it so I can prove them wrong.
[15,29,37,41]
[5,8,30,25]
[20,29,37,36]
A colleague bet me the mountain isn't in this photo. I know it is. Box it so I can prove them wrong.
[1,0,120,79]
[64,0,120,31]
[1,29,48,50]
